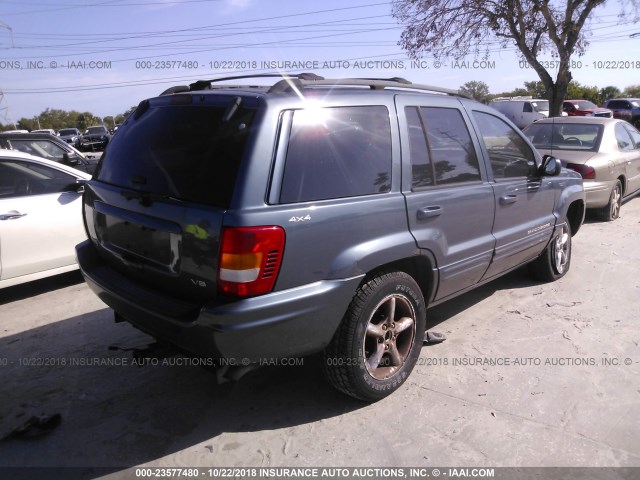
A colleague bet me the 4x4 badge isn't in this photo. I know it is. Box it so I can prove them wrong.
[289,215,311,223]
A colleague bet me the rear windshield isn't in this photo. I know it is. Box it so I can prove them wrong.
[96,102,256,207]
[524,122,603,151]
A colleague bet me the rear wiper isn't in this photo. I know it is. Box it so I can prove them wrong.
[222,96,242,123]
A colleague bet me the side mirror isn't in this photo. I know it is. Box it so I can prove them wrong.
[62,152,79,165]
[63,179,87,193]
[540,155,562,177]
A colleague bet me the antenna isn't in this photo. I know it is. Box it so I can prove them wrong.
[0,21,15,48]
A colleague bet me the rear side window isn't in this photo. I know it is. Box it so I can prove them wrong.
[615,123,634,151]
[97,102,256,208]
[405,106,481,189]
[608,100,630,109]
[279,106,392,203]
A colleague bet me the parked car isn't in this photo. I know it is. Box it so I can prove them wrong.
[602,98,640,126]
[0,149,90,288]
[58,128,83,149]
[76,74,585,401]
[489,97,552,129]
[563,100,612,118]
[80,125,111,151]
[31,129,57,135]
[524,117,640,221]
[0,132,99,174]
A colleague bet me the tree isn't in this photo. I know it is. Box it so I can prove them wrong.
[523,81,547,99]
[392,0,635,117]
[623,85,640,97]
[459,81,490,102]
[599,86,622,103]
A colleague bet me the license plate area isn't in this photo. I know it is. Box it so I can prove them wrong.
[94,202,181,274]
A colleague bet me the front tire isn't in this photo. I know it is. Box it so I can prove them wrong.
[322,272,426,402]
[529,222,572,282]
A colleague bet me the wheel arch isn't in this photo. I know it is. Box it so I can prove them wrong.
[359,253,438,307]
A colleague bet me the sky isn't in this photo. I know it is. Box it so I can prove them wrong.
[0,0,638,125]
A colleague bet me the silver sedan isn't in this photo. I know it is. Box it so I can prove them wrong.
[524,117,640,220]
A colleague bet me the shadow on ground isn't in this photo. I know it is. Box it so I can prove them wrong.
[0,266,541,479]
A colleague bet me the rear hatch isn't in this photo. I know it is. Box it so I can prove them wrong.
[83,92,259,302]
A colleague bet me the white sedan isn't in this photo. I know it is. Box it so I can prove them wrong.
[0,149,90,288]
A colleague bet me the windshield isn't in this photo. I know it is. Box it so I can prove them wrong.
[530,101,549,112]
[524,123,603,151]
[573,101,598,110]
[96,102,256,208]
[59,129,77,136]
[86,127,106,134]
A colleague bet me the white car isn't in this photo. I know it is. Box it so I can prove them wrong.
[0,149,90,288]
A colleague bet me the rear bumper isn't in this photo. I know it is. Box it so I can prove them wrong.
[584,180,614,208]
[76,240,362,362]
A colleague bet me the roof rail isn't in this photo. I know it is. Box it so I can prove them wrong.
[159,73,324,96]
[268,75,465,97]
[158,72,466,98]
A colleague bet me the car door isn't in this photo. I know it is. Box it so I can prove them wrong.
[621,123,640,195]
[396,97,496,301]
[470,110,557,280]
[0,159,85,281]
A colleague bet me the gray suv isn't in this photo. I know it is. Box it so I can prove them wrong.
[76,74,585,401]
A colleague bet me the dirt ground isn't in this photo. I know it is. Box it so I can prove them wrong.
[0,197,639,480]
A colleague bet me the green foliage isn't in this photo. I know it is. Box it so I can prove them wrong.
[459,81,490,102]
[623,85,640,97]
[0,106,137,133]
[486,81,634,106]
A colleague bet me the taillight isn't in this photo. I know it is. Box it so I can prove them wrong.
[218,226,285,297]
[566,163,596,180]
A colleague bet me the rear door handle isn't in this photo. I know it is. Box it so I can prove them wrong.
[0,211,27,220]
[500,194,518,205]
[417,206,442,219]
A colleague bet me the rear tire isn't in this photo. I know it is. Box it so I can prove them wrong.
[322,272,426,402]
[596,180,622,221]
[529,222,572,282]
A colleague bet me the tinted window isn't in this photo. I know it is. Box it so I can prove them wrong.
[0,160,75,198]
[419,107,481,185]
[523,103,533,113]
[279,106,392,203]
[97,103,256,207]
[608,100,630,109]
[405,106,481,188]
[406,107,433,188]
[615,123,633,151]
[473,111,536,179]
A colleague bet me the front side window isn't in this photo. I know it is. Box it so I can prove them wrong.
[0,160,75,198]
[405,106,481,189]
[279,106,392,203]
[9,139,67,161]
[473,111,536,179]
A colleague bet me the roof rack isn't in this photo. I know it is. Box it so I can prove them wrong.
[159,72,466,98]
